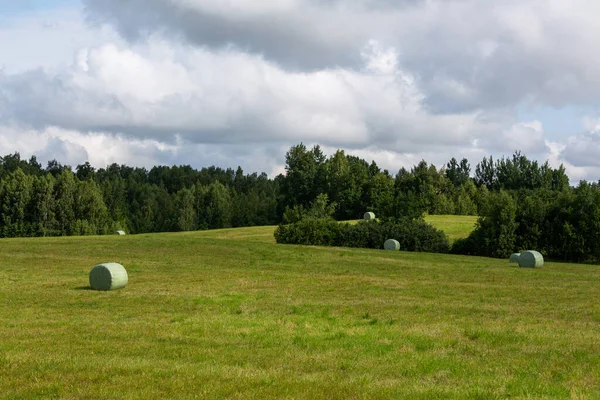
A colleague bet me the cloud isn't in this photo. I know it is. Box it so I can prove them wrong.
[560,119,600,169]
[0,38,493,155]
[0,124,288,176]
[2,1,600,182]
[83,0,600,114]
[477,120,549,155]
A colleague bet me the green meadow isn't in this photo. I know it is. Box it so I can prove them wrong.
[1,216,600,399]
[424,215,478,244]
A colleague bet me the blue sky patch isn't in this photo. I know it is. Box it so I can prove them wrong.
[0,0,78,15]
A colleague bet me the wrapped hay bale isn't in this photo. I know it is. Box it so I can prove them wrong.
[363,212,375,220]
[518,250,544,268]
[115,230,126,235]
[384,239,400,251]
[509,253,520,264]
[89,263,128,291]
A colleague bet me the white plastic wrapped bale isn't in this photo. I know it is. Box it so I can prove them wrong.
[518,250,544,268]
[384,239,400,251]
[89,263,128,291]
[363,212,375,220]
[509,253,520,264]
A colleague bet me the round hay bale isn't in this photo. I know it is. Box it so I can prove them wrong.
[384,239,400,251]
[89,263,128,291]
[518,250,544,268]
[363,212,375,220]
[115,230,126,236]
[509,253,520,264]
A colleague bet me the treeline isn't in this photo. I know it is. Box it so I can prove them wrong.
[2,144,567,238]
[2,144,598,263]
[280,145,600,263]
[282,145,570,220]
[453,183,600,263]
[0,153,279,237]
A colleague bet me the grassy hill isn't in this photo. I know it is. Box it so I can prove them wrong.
[425,214,477,243]
[345,214,477,244]
[1,219,600,398]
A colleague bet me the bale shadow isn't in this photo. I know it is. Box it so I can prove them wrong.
[74,286,94,291]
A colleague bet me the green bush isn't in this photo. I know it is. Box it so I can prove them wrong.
[450,190,517,258]
[275,217,450,253]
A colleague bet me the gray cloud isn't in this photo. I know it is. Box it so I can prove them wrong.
[0,69,130,132]
[561,132,600,168]
[36,137,90,167]
[82,0,600,115]
[4,1,600,180]
[0,39,493,154]
[83,0,366,71]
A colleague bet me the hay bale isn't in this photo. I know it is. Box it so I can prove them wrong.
[89,263,128,291]
[363,212,375,220]
[518,250,544,268]
[384,239,400,251]
[509,253,520,264]
[115,230,126,236]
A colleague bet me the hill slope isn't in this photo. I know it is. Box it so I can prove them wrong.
[424,214,477,243]
[1,225,599,399]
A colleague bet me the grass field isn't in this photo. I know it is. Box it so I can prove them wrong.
[346,214,477,244]
[424,214,478,243]
[2,218,600,398]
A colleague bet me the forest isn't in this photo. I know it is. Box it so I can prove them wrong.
[1,143,599,263]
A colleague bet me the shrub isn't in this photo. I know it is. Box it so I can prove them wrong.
[275,217,450,253]
[274,218,346,247]
[282,193,336,224]
[451,190,517,258]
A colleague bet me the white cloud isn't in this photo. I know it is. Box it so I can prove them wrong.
[0,124,289,176]
[82,0,600,111]
[478,120,548,154]
[1,1,600,182]
[1,35,493,154]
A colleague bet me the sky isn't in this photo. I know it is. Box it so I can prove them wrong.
[1,0,600,181]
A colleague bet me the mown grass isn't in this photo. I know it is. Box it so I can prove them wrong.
[424,214,478,243]
[2,223,600,399]
[345,214,477,243]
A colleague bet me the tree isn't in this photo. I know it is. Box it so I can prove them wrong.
[474,156,496,189]
[53,169,77,235]
[74,179,109,235]
[324,150,368,219]
[46,159,71,177]
[446,157,470,187]
[282,143,327,209]
[201,182,232,229]
[152,186,175,232]
[453,180,478,215]
[514,191,549,252]
[76,162,96,181]
[175,187,197,231]
[365,172,394,217]
[29,174,57,236]
[469,190,518,258]
[0,168,34,237]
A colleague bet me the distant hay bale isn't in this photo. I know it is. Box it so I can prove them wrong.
[518,250,544,268]
[115,230,126,236]
[509,253,521,264]
[363,212,375,220]
[384,239,400,251]
[89,263,128,291]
